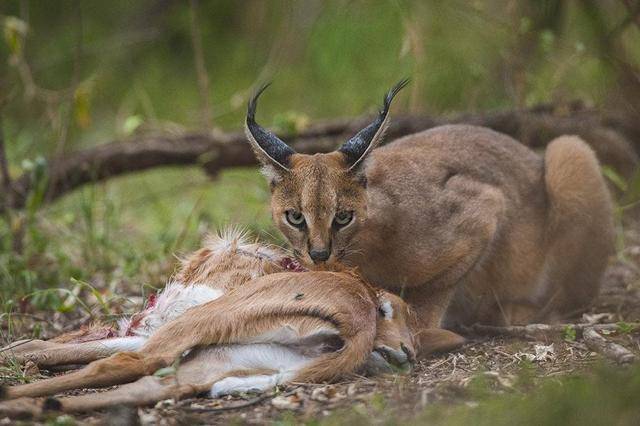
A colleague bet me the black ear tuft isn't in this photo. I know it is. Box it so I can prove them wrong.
[339,78,409,171]
[247,83,270,121]
[245,83,296,171]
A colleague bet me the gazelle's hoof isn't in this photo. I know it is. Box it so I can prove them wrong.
[0,397,44,419]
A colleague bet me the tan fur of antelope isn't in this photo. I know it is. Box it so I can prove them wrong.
[0,229,414,415]
[245,80,615,354]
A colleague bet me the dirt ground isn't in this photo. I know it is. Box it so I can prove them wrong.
[1,215,639,425]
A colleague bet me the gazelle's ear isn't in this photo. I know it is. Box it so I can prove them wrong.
[338,78,409,171]
[245,84,296,181]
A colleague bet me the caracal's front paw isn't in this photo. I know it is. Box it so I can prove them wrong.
[416,328,466,356]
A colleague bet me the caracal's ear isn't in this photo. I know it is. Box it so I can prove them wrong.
[245,83,296,182]
[338,78,409,171]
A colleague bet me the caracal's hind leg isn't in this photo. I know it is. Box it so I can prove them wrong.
[1,337,145,369]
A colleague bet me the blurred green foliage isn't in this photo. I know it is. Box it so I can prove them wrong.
[2,1,635,159]
[315,364,640,426]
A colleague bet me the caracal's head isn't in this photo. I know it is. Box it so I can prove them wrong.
[244,80,408,266]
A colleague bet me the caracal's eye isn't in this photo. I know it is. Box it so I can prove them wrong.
[333,210,354,227]
[285,210,306,228]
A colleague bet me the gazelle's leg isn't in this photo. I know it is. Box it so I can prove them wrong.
[2,340,57,356]
[210,370,284,397]
[4,337,145,368]
[52,375,210,413]
[0,396,44,419]
[42,351,277,412]
[0,376,210,417]
[2,312,317,400]
[0,346,233,415]
[54,367,284,413]
[1,325,121,361]
[1,352,163,400]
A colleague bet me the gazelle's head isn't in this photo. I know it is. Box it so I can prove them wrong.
[245,80,408,266]
[374,291,416,366]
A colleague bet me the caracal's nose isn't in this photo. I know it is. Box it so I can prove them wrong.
[309,249,330,263]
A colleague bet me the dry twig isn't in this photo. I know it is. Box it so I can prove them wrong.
[583,327,637,364]
[466,322,640,341]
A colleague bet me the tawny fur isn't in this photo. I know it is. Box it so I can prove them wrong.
[249,120,615,354]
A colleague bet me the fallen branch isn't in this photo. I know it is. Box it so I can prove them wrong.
[464,322,639,341]
[4,103,639,212]
[583,327,637,364]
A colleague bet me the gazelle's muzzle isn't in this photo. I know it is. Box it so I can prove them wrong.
[374,342,416,367]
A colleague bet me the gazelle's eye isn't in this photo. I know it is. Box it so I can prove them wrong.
[285,210,306,228]
[333,211,354,227]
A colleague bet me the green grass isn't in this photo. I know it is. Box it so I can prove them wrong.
[417,366,640,426]
[0,166,276,336]
[312,365,640,426]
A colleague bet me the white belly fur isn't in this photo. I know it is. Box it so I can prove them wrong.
[207,344,312,397]
[118,283,224,339]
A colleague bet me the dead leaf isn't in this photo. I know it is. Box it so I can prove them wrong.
[516,343,555,362]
